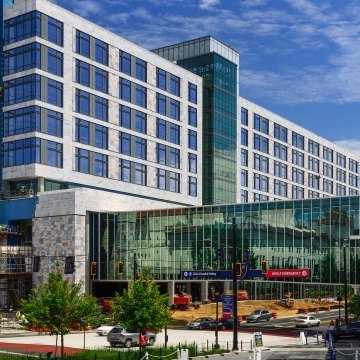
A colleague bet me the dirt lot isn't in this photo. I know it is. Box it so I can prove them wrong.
[170,299,339,324]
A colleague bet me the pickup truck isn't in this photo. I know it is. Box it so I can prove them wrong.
[107,326,156,347]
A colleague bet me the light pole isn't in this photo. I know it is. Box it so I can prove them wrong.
[214,293,220,349]
[343,243,348,324]
[232,217,239,351]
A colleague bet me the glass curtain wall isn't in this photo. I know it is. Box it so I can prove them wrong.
[88,196,360,298]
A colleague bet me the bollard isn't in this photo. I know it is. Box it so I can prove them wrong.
[305,331,308,345]
[251,339,253,350]
[240,340,243,351]
[207,339,209,350]
[316,331,319,345]
[226,342,229,353]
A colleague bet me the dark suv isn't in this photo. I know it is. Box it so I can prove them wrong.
[327,322,360,342]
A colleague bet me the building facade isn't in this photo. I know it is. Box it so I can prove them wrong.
[0,0,360,308]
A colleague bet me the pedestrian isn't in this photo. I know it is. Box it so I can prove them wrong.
[328,320,335,330]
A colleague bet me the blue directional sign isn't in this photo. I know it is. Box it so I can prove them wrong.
[222,295,233,314]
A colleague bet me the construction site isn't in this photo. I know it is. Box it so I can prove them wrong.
[0,221,33,310]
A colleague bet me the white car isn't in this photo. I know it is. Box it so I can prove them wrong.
[294,315,321,328]
[96,325,115,336]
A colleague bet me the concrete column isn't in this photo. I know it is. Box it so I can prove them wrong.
[201,280,208,301]
[167,281,175,305]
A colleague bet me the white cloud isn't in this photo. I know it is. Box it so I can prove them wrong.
[199,0,220,10]
[334,140,360,157]
[72,0,103,17]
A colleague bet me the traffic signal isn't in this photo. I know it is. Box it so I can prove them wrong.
[90,261,97,276]
[261,260,268,274]
[118,261,124,274]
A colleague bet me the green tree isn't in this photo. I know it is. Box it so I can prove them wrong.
[348,294,360,320]
[111,270,171,335]
[20,271,100,359]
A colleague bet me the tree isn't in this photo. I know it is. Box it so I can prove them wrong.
[111,269,171,335]
[20,271,100,359]
[348,294,360,320]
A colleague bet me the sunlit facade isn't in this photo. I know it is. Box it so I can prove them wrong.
[89,196,360,300]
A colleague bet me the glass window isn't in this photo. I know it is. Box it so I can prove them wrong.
[156,93,166,115]
[241,128,248,146]
[169,147,180,168]
[292,168,304,184]
[170,98,180,120]
[119,50,131,75]
[156,68,166,90]
[135,58,147,82]
[94,124,108,149]
[95,38,108,66]
[349,159,359,173]
[336,184,346,196]
[119,105,131,129]
[274,142,287,161]
[188,130,197,150]
[241,169,248,187]
[47,47,63,76]
[188,82,197,104]
[323,179,333,194]
[292,185,304,199]
[336,153,346,168]
[75,148,90,174]
[4,74,41,106]
[308,173,320,189]
[169,171,180,192]
[337,168,346,183]
[3,137,41,167]
[47,15,63,46]
[274,123,287,142]
[254,114,269,134]
[119,77,131,102]
[241,189,248,203]
[292,132,304,150]
[274,160,287,179]
[170,74,180,96]
[241,107,248,126]
[323,163,333,178]
[119,132,131,155]
[156,118,166,140]
[188,176,197,197]
[188,153,197,173]
[308,156,319,172]
[157,169,166,190]
[241,148,248,167]
[323,147,333,162]
[46,140,62,167]
[76,89,90,116]
[94,152,108,177]
[76,30,90,58]
[95,67,108,94]
[134,163,146,185]
[135,84,147,108]
[308,139,320,156]
[75,118,90,145]
[135,136,147,160]
[156,143,166,165]
[254,134,269,154]
[47,78,63,107]
[94,95,108,121]
[135,111,147,134]
[274,179,287,197]
[120,159,131,182]
[292,149,304,167]
[169,123,180,144]
[75,60,90,87]
[188,106,197,127]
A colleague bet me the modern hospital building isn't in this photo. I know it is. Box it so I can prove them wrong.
[0,0,359,308]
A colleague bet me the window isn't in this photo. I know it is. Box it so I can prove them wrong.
[308,174,320,190]
[323,163,333,178]
[241,190,248,203]
[188,130,197,150]
[119,105,131,129]
[3,137,37,167]
[75,89,90,116]
[5,11,63,46]
[119,159,131,182]
[337,153,346,168]
[134,136,147,160]
[156,169,180,192]
[188,153,197,173]
[188,83,197,104]
[94,152,108,177]
[156,118,167,140]
[135,84,147,108]
[134,163,146,185]
[169,98,180,120]
[75,60,90,87]
[254,173,269,192]
[169,123,180,144]
[274,123,287,142]
[157,169,166,190]
[75,148,89,173]
[135,57,147,82]
[75,119,90,145]
[75,148,107,177]
[323,147,333,162]
[274,161,287,179]
[254,114,269,134]
[119,77,131,102]
[188,106,197,127]
[241,107,248,126]
[119,132,146,159]
[3,106,62,138]
[308,156,319,172]
[323,179,333,194]
[169,147,180,169]
[292,132,304,150]
[47,47,63,76]
[254,154,269,173]
[337,168,346,183]
[241,149,248,167]
[188,176,197,197]
[274,142,287,161]
[95,38,108,66]
[95,67,108,93]
[349,159,359,173]
[292,185,304,199]
[119,50,131,75]
[170,74,180,96]
[336,184,346,196]
[292,150,304,167]
[94,124,108,149]
[253,193,269,202]
[349,174,359,188]
[156,68,166,90]
[76,30,90,58]
[241,169,248,187]
[308,190,319,198]
[349,189,359,195]
[254,134,269,154]
[46,140,62,167]
[156,93,166,115]
[135,111,147,134]
[76,30,108,65]
[94,95,108,121]
[156,144,180,168]
[274,179,287,197]
[169,171,180,192]
[292,168,304,184]
[119,132,131,155]
[241,128,248,146]
[308,140,319,156]
[47,78,63,107]
[156,143,166,165]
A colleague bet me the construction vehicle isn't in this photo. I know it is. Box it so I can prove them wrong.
[171,293,200,310]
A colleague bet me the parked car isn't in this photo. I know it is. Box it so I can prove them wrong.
[187,317,216,330]
[107,326,156,347]
[294,315,321,328]
[246,310,271,323]
[326,322,360,342]
[96,325,115,336]
[217,317,241,330]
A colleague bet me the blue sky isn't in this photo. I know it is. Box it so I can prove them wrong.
[53,0,360,154]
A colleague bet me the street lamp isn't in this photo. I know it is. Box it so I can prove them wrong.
[214,293,221,349]
[232,217,239,351]
[343,241,348,324]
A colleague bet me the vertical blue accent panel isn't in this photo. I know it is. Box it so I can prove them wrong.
[0,198,37,223]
